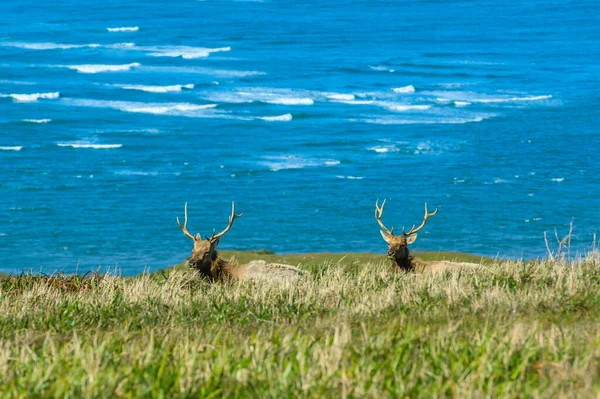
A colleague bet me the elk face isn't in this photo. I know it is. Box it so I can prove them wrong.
[177,202,243,273]
[375,199,438,271]
[188,236,220,270]
[380,231,417,261]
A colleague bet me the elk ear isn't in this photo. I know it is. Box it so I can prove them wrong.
[195,233,201,241]
[406,234,418,245]
[380,230,392,243]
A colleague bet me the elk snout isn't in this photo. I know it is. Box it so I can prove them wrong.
[387,249,395,257]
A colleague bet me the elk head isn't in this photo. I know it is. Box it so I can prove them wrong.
[177,202,243,275]
[375,199,438,271]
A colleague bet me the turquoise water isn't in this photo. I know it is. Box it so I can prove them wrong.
[1,0,598,275]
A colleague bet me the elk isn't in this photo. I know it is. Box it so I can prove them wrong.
[177,202,304,282]
[375,199,480,272]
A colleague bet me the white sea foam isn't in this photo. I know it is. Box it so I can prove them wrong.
[259,155,339,172]
[369,65,395,73]
[107,26,139,32]
[269,97,314,105]
[144,66,265,78]
[327,93,356,101]
[202,88,314,105]
[0,41,100,50]
[454,101,471,107]
[114,83,194,93]
[336,100,376,105]
[359,115,490,125]
[392,85,415,94]
[435,98,452,104]
[368,145,398,153]
[114,170,160,176]
[425,91,552,104]
[64,98,223,118]
[23,119,51,123]
[0,79,36,85]
[0,92,59,102]
[551,177,564,182]
[147,46,231,59]
[383,103,431,112]
[494,178,508,184]
[0,146,23,151]
[121,103,217,115]
[57,143,122,149]
[65,62,141,73]
[336,175,364,180]
[258,113,293,122]
[474,95,552,103]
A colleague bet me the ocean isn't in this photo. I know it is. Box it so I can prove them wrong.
[0,0,598,275]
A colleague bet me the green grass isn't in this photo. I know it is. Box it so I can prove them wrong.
[1,252,600,397]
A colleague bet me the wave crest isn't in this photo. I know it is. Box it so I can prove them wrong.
[258,113,293,122]
[1,92,59,102]
[107,26,139,32]
[65,63,141,73]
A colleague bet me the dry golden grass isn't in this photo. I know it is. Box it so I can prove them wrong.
[1,252,600,397]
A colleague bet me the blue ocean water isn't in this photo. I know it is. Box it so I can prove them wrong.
[0,0,598,275]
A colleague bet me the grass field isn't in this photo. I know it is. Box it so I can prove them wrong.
[1,251,600,397]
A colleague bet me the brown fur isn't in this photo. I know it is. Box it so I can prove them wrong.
[179,203,304,283]
[376,200,480,273]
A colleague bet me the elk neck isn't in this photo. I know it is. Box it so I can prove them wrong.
[391,245,415,272]
[195,251,237,282]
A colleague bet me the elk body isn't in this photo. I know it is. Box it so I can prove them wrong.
[375,200,480,272]
[177,202,304,283]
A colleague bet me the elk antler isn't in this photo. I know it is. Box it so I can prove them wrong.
[177,202,196,241]
[402,203,438,236]
[206,202,243,241]
[375,199,395,236]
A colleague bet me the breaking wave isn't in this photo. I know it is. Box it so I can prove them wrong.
[0,92,59,102]
[0,42,100,50]
[57,143,122,149]
[63,98,222,117]
[392,85,415,94]
[107,26,139,32]
[258,113,293,122]
[22,119,52,123]
[64,63,141,73]
[259,155,339,171]
[113,83,194,93]
[201,88,314,105]
[147,46,231,59]
[327,93,356,101]
[0,146,23,151]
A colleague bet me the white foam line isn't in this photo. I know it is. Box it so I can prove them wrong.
[257,113,293,122]
[454,101,471,107]
[327,93,356,101]
[358,115,492,125]
[143,66,265,77]
[107,26,139,32]
[473,95,552,103]
[0,92,59,102]
[0,146,23,151]
[63,98,225,118]
[392,85,415,94]
[147,46,231,59]
[0,42,100,50]
[112,83,194,93]
[63,63,141,73]
[23,119,51,123]
[57,143,122,149]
